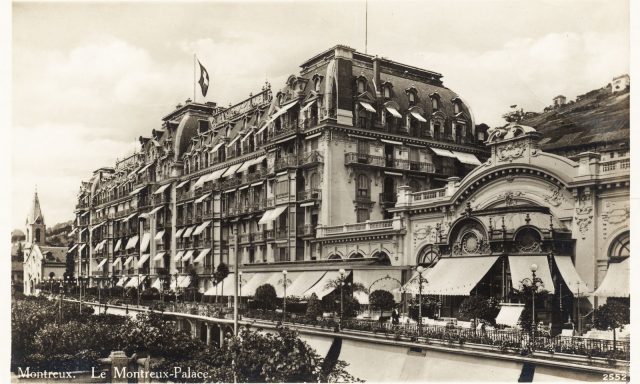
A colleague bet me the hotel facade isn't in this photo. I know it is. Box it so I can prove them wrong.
[67,46,629,330]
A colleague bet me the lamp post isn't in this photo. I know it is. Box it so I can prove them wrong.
[238,271,243,311]
[137,274,141,307]
[521,263,544,351]
[174,273,179,305]
[58,279,63,323]
[416,266,426,337]
[78,276,83,314]
[282,270,288,322]
[339,268,346,330]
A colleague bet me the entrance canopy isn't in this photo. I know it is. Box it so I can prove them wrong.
[554,256,590,296]
[409,256,499,296]
[594,258,629,297]
[302,271,342,299]
[509,256,554,293]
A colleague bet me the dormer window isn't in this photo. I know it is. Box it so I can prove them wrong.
[408,92,415,103]
[454,102,461,114]
[315,78,321,92]
[383,86,391,99]
[357,79,366,94]
[431,98,439,111]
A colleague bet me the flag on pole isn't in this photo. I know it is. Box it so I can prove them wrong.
[198,60,210,97]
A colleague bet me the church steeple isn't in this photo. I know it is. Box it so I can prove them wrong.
[26,187,46,245]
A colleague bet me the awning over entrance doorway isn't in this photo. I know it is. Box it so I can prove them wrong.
[554,256,590,296]
[416,256,499,296]
[495,303,525,327]
[285,271,326,298]
[302,271,342,298]
[594,258,629,297]
[509,256,554,293]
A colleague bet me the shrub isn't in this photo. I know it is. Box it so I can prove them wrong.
[254,284,278,311]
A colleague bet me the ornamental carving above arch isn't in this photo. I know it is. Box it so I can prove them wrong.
[496,142,526,162]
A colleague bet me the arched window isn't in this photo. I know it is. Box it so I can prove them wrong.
[417,244,439,267]
[315,78,321,92]
[356,174,370,198]
[608,232,629,262]
[35,228,41,243]
[357,79,366,94]
[328,254,342,260]
[383,86,391,99]
[454,102,461,114]
[408,92,415,103]
[431,98,439,111]
[349,252,364,259]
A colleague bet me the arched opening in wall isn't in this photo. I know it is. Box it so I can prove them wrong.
[328,254,342,261]
[211,324,221,347]
[200,322,208,343]
[383,177,395,201]
[183,320,192,336]
[608,231,630,264]
[416,244,439,267]
[372,251,391,266]
[331,81,338,118]
[349,252,364,259]
[35,229,41,243]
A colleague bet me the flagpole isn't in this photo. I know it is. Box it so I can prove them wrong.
[193,54,196,102]
[365,0,368,54]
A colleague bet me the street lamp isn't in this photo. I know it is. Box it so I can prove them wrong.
[339,268,346,329]
[238,271,243,310]
[521,263,544,351]
[58,279,64,323]
[416,266,426,337]
[282,270,288,321]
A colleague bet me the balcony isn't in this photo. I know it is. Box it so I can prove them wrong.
[316,217,404,238]
[264,229,275,241]
[599,158,630,176]
[177,190,194,202]
[274,155,298,171]
[297,189,322,202]
[302,116,318,129]
[202,210,214,220]
[275,229,288,239]
[221,177,242,190]
[239,234,253,244]
[253,231,265,242]
[379,192,397,207]
[269,123,298,142]
[411,187,447,203]
[245,169,267,184]
[298,224,316,237]
[266,197,275,208]
[300,151,323,167]
[345,153,435,174]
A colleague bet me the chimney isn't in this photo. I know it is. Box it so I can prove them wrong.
[372,56,381,97]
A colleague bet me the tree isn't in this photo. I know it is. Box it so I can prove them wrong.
[458,295,500,326]
[254,284,278,311]
[594,301,630,352]
[306,293,322,320]
[213,263,230,300]
[369,290,395,318]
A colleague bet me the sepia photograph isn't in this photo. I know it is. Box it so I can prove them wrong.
[5,0,633,382]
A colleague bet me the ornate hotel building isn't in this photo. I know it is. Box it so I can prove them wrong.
[69,45,629,330]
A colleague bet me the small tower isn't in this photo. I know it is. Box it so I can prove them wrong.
[25,188,46,245]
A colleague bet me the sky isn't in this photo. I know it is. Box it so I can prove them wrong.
[10,0,629,230]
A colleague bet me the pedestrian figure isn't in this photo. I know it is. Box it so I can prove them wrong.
[391,307,399,325]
